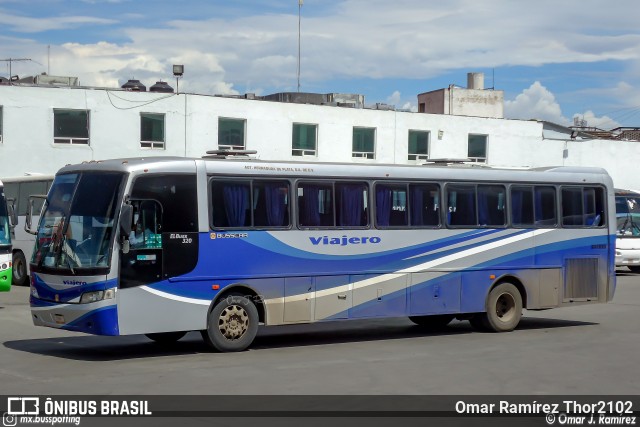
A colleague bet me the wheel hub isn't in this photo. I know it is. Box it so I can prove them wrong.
[218,304,249,340]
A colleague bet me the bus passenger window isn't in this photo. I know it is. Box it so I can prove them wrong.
[478,185,506,226]
[534,186,556,226]
[211,181,250,227]
[335,182,368,227]
[511,186,534,227]
[375,184,407,227]
[447,185,476,227]
[298,182,333,227]
[253,181,290,227]
[409,184,440,227]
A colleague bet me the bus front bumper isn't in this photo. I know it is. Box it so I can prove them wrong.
[30,296,119,335]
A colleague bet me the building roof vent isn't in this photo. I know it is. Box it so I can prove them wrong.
[121,79,146,91]
[149,81,174,93]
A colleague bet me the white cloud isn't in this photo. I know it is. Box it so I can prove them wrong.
[1,0,640,117]
[506,82,624,129]
[505,81,569,125]
[0,12,116,33]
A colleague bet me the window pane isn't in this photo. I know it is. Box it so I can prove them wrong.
[18,181,48,216]
[409,184,440,227]
[253,180,290,227]
[478,185,505,226]
[335,182,368,227]
[534,186,557,226]
[292,123,317,153]
[408,130,429,158]
[218,118,245,149]
[352,127,375,158]
[447,184,476,226]
[562,187,583,226]
[375,184,407,227]
[54,110,89,138]
[511,186,534,227]
[468,134,487,160]
[210,180,251,227]
[297,182,334,227]
[141,113,165,142]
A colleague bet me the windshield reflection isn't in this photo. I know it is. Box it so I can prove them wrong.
[616,196,640,238]
[33,172,124,271]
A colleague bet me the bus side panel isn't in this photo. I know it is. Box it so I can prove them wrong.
[409,272,460,315]
[117,285,210,335]
[350,273,407,318]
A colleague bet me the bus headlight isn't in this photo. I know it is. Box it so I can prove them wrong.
[80,288,116,304]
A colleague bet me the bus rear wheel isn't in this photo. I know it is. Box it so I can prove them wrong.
[475,282,523,332]
[145,331,187,344]
[409,314,455,329]
[201,294,259,352]
[12,251,27,287]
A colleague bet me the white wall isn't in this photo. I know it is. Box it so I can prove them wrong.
[0,84,637,190]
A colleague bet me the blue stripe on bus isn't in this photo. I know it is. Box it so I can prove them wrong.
[31,275,117,303]
[64,305,119,335]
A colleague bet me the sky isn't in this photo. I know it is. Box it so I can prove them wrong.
[1,0,640,129]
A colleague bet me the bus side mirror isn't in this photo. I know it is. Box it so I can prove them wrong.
[24,195,46,235]
[119,204,133,238]
[6,198,17,226]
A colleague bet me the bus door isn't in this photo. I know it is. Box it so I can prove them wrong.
[120,200,164,288]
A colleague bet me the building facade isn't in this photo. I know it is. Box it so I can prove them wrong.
[0,80,638,190]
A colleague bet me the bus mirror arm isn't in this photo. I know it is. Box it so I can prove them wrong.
[24,195,46,236]
[7,198,17,227]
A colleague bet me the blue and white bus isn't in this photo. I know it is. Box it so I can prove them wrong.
[26,154,616,352]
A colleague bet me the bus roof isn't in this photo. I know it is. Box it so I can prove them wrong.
[51,156,612,187]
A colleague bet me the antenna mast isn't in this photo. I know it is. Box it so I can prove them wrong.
[0,58,32,82]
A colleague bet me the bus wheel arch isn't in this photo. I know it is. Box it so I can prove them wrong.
[471,277,525,332]
[11,250,28,287]
[201,284,264,352]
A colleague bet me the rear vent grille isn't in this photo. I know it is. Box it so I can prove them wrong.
[564,258,598,301]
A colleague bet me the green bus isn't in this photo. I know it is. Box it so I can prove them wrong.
[0,180,13,291]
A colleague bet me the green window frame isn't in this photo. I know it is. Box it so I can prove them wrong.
[140,113,165,149]
[408,130,429,160]
[54,109,90,145]
[218,117,246,150]
[352,127,375,159]
[292,123,318,156]
[468,134,488,163]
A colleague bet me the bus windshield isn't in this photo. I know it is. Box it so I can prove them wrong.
[616,195,640,238]
[32,172,124,271]
[0,190,10,246]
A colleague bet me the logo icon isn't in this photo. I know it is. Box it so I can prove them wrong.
[2,413,17,427]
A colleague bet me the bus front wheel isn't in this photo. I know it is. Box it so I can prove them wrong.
[201,294,259,352]
[474,282,523,332]
[12,251,27,287]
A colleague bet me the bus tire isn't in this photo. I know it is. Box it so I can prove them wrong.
[12,251,28,287]
[409,314,455,329]
[478,282,523,332]
[145,331,187,344]
[201,293,259,352]
[628,266,640,273]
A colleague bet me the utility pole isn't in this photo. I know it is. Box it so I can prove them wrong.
[297,0,303,92]
[0,58,32,83]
